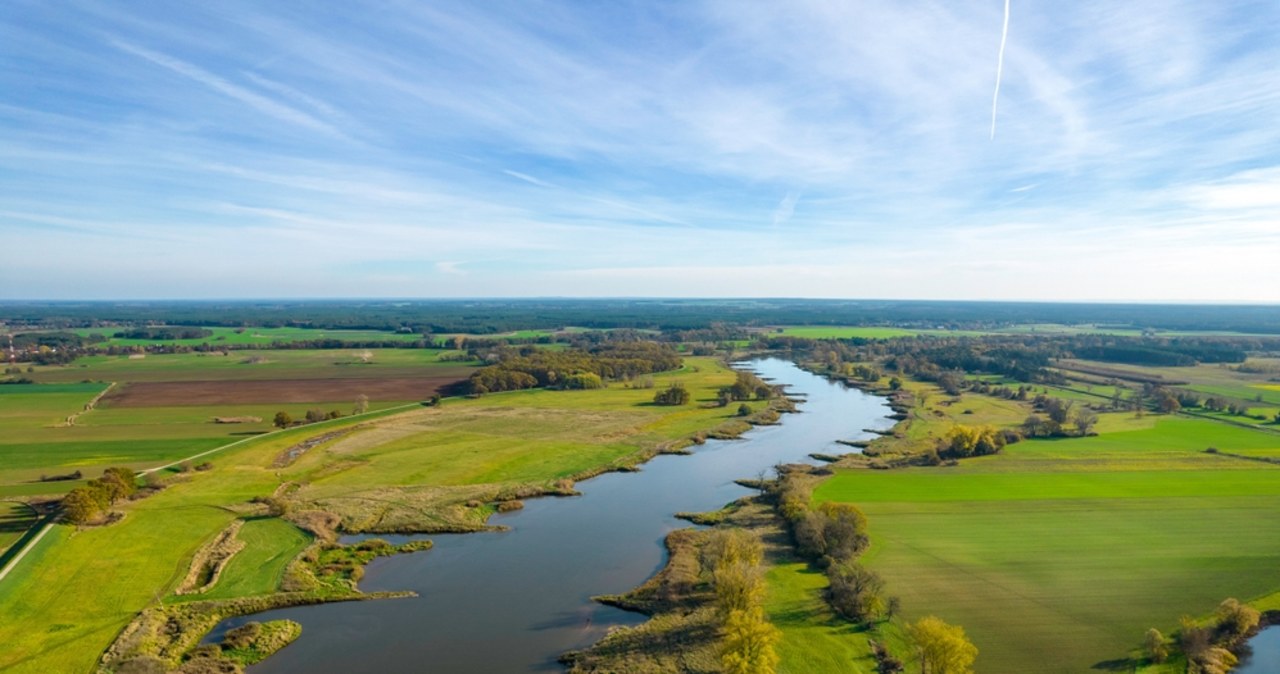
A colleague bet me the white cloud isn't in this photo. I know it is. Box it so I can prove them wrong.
[110,39,346,138]
[1181,168,1280,210]
[2,1,1278,300]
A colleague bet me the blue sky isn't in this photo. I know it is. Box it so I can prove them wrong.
[2,1,1278,301]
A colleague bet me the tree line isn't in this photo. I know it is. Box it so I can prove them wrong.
[464,342,682,394]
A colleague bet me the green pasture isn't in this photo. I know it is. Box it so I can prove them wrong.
[289,359,746,495]
[0,352,475,497]
[989,324,1278,338]
[25,349,472,383]
[0,358,747,673]
[0,383,108,429]
[0,413,391,674]
[776,326,922,339]
[776,323,1280,342]
[0,502,39,556]
[1069,360,1280,406]
[814,417,1280,674]
[986,322,1146,336]
[69,326,423,347]
[766,560,890,674]
[189,518,312,601]
[0,383,419,497]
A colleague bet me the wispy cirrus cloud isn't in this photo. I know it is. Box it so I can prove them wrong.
[1,1,1278,300]
[109,39,347,138]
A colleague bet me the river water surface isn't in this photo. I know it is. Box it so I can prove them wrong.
[1236,625,1280,674]
[221,358,892,673]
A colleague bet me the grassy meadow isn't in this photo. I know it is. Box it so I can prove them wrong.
[766,560,897,674]
[0,349,473,500]
[70,326,425,347]
[813,415,1280,674]
[188,518,313,602]
[0,502,39,557]
[1064,359,1280,412]
[776,326,925,339]
[0,357,751,673]
[5,331,1280,674]
[23,348,471,383]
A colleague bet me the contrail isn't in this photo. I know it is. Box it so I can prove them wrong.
[990,0,1010,139]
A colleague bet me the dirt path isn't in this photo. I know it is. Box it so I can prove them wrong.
[0,401,427,587]
[59,381,116,427]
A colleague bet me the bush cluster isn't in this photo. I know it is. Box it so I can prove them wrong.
[62,467,138,525]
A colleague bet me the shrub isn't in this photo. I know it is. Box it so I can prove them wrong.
[114,657,168,674]
[826,561,887,621]
[653,384,690,406]
[1143,627,1168,664]
[560,372,604,390]
[221,622,262,650]
[1214,598,1259,646]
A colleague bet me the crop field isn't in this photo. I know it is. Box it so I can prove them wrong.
[68,326,425,346]
[776,326,924,339]
[100,376,455,407]
[814,415,1280,674]
[775,324,1280,341]
[0,382,108,428]
[0,502,38,556]
[1066,360,1280,407]
[0,357,747,674]
[0,351,474,499]
[24,349,472,383]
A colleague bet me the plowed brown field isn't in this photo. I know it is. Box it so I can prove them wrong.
[101,376,462,407]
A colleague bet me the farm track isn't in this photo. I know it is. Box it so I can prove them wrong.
[0,401,430,588]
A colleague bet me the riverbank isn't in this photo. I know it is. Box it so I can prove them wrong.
[562,498,781,673]
[563,362,905,674]
[787,357,1280,673]
[5,357,795,674]
[201,357,893,673]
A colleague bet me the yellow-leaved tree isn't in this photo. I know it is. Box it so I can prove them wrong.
[907,615,978,674]
[721,605,781,674]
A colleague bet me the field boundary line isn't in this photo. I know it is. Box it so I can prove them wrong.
[1176,410,1280,436]
[60,381,116,427]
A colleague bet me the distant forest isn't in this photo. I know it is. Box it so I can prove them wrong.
[4,299,1280,334]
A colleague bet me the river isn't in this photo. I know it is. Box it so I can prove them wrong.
[1236,625,1280,674]
[214,358,893,673]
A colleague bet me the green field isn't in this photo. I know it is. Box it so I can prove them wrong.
[0,357,751,673]
[766,560,897,674]
[24,348,471,383]
[775,323,1280,341]
[0,383,108,428]
[1066,360,1280,408]
[0,502,39,556]
[0,350,474,499]
[68,326,425,347]
[189,518,312,601]
[776,326,924,339]
[814,416,1280,674]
